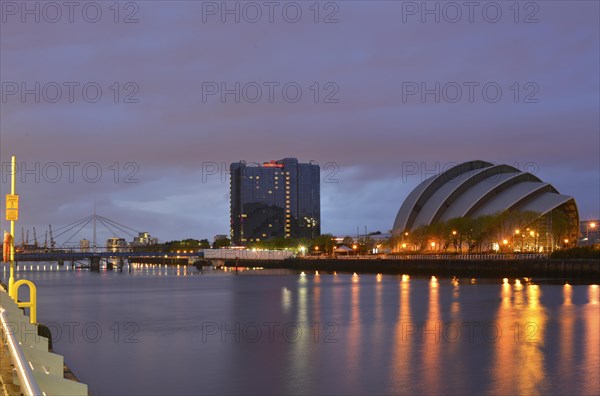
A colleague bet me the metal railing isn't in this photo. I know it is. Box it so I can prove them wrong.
[0,308,42,396]
[319,253,549,260]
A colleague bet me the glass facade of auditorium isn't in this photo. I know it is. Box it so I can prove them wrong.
[230,158,320,244]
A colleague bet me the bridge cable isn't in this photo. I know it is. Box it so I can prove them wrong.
[51,215,94,233]
[96,215,138,238]
[96,215,140,236]
[52,216,94,241]
[95,217,121,239]
[60,217,94,247]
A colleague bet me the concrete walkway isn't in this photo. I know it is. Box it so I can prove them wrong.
[0,340,21,396]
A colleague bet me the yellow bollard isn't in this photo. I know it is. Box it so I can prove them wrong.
[9,279,37,324]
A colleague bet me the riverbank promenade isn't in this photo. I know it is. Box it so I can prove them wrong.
[224,256,600,282]
[0,340,20,396]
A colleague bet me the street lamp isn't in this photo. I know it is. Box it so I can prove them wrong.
[587,222,597,245]
[451,230,458,252]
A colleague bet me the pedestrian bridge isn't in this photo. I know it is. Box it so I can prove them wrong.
[14,250,202,262]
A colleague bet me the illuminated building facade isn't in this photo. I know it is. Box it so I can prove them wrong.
[392,160,580,251]
[230,158,320,244]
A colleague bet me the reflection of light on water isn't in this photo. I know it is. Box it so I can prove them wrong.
[282,287,292,311]
[299,272,307,284]
[423,271,441,393]
[298,286,307,323]
[313,283,321,322]
[374,271,384,346]
[518,284,545,393]
[583,284,600,393]
[344,274,361,388]
[314,271,321,283]
[590,285,599,305]
[501,279,511,306]
[451,283,460,313]
[390,270,411,389]
[559,283,575,387]
[288,285,309,392]
[563,283,572,306]
[430,276,438,287]
[492,282,546,394]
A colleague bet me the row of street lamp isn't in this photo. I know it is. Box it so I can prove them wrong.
[399,223,598,252]
[298,222,598,255]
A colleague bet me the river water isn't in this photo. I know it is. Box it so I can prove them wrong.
[8,264,600,395]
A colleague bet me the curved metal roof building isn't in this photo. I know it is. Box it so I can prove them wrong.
[392,160,579,234]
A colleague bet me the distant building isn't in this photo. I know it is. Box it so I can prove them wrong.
[579,220,599,246]
[230,158,320,244]
[107,237,128,252]
[80,239,90,252]
[132,232,158,246]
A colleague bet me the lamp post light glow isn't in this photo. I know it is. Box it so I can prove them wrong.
[587,221,597,245]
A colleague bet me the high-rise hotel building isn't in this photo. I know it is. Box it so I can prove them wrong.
[230,158,320,244]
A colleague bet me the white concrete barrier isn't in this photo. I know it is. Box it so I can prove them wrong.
[1,287,88,396]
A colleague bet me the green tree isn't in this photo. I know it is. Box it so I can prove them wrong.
[312,233,335,254]
[199,239,211,249]
[213,237,231,249]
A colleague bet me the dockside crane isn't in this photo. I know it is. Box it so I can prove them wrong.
[44,230,48,249]
[49,225,56,249]
[33,227,38,249]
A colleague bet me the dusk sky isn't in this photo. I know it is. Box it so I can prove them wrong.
[1,1,598,245]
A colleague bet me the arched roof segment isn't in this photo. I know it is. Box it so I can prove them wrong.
[392,160,493,232]
[392,160,579,234]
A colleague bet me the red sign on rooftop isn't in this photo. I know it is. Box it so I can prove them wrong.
[262,160,284,168]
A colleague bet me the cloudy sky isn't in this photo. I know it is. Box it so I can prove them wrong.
[1,1,598,245]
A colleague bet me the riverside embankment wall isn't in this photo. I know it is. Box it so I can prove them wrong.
[224,258,600,282]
